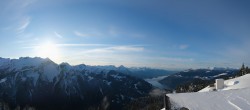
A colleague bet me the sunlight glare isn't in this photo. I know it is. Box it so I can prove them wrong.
[35,41,61,62]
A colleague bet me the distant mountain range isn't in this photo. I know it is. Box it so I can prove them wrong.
[0,57,153,110]
[80,65,176,79]
[159,68,238,89]
[0,57,240,110]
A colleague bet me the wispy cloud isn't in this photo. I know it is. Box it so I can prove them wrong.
[83,48,114,54]
[56,43,112,47]
[74,27,146,39]
[63,49,194,69]
[74,31,89,37]
[3,0,35,12]
[83,46,145,54]
[179,44,189,50]
[110,46,144,52]
[54,32,63,38]
[1,0,36,34]
[22,43,112,49]
[17,17,31,33]
[156,57,194,62]
[74,30,103,37]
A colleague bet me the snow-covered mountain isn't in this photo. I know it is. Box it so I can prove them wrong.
[81,65,174,79]
[159,68,238,89]
[0,57,152,110]
[129,67,176,79]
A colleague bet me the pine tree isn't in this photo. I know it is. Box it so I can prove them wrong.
[246,66,249,74]
[242,63,245,75]
[237,63,245,76]
[235,63,250,77]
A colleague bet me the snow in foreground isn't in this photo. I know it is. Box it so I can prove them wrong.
[166,74,250,110]
[168,88,250,110]
[200,74,250,92]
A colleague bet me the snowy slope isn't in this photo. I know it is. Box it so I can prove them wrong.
[167,88,250,110]
[165,74,250,110]
[200,74,250,92]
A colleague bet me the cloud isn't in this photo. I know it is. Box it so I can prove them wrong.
[1,0,36,34]
[74,31,89,37]
[3,0,35,12]
[83,46,145,54]
[83,48,114,54]
[74,27,146,39]
[56,43,111,47]
[34,44,146,66]
[179,44,189,50]
[23,43,145,53]
[110,46,144,52]
[17,17,31,33]
[139,56,194,63]
[74,30,104,37]
[54,32,63,38]
[74,30,103,37]
[22,43,112,49]
[158,57,194,62]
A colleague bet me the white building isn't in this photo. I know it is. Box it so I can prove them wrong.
[215,79,224,90]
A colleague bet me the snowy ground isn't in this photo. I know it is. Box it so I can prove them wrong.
[168,88,250,110]
[165,74,250,110]
[200,74,250,92]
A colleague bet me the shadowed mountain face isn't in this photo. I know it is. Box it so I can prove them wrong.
[0,57,152,110]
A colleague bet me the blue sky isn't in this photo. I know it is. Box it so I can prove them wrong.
[1,0,250,70]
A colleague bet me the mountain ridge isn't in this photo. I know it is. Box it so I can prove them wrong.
[0,57,153,110]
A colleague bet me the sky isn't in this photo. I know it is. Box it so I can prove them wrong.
[0,0,250,70]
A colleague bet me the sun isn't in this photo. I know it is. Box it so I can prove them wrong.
[35,41,61,61]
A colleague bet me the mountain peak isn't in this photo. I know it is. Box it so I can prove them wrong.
[118,65,126,68]
[0,57,55,70]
